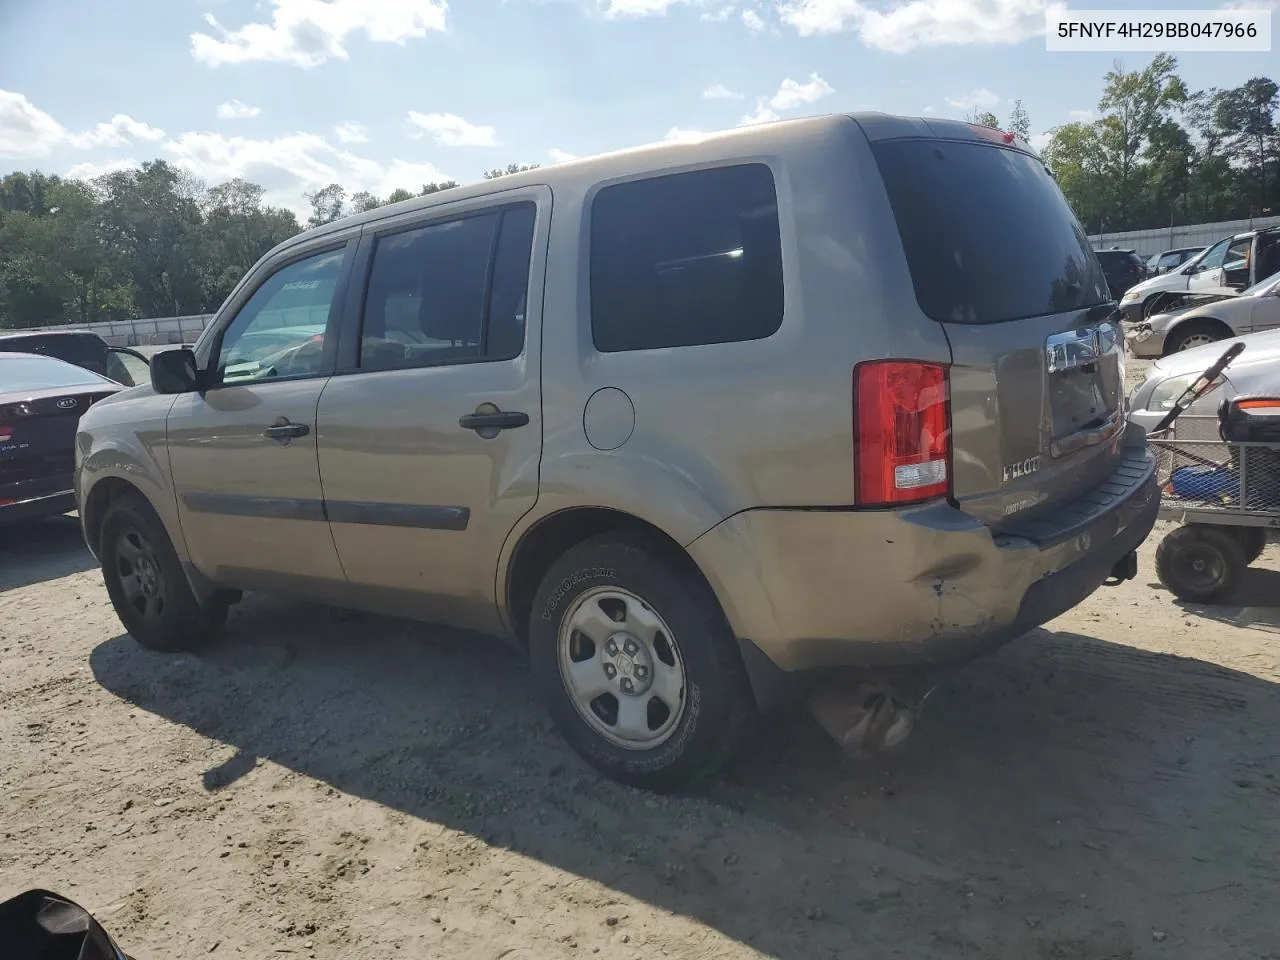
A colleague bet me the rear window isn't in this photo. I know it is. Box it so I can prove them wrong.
[0,354,109,391]
[872,139,1109,324]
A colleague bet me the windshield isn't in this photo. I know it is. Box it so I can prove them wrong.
[0,354,110,391]
[1242,272,1280,297]
[872,139,1110,324]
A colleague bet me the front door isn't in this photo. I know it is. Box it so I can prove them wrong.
[167,243,351,593]
[1187,236,1249,295]
[316,196,546,631]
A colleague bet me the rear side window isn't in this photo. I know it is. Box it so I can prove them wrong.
[872,140,1109,324]
[590,164,783,352]
[359,203,534,371]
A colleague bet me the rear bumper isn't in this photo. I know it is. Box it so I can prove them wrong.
[688,443,1159,675]
[0,490,76,525]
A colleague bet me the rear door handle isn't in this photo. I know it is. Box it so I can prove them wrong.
[263,422,310,441]
[458,409,529,432]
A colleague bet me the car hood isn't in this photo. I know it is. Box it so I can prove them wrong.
[1148,326,1280,380]
[1124,271,1189,298]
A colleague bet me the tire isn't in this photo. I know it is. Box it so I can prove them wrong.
[528,532,755,791]
[1155,524,1246,604]
[99,492,227,652]
[1164,320,1227,355]
[1234,527,1268,565]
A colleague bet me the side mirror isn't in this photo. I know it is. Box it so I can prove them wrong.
[150,347,201,394]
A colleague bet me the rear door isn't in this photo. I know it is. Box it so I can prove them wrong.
[315,191,546,630]
[867,129,1128,528]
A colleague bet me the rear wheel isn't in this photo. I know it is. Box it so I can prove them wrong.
[1165,320,1228,355]
[100,492,227,652]
[528,533,754,790]
[1155,524,1246,604]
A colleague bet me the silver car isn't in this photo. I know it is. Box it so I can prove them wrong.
[1129,326,1280,437]
[75,114,1159,788]
[1125,272,1280,358]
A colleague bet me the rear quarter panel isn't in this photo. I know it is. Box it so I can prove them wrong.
[528,115,952,550]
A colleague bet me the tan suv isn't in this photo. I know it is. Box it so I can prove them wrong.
[76,114,1159,789]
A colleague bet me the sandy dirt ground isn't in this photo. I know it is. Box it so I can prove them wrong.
[3,362,1279,959]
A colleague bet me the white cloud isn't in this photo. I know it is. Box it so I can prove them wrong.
[742,8,766,29]
[702,82,743,100]
[946,88,1000,110]
[191,0,448,68]
[0,89,67,159]
[0,90,164,159]
[162,130,452,217]
[406,111,498,147]
[216,99,261,119]
[1029,131,1052,151]
[66,158,141,181]
[769,72,834,110]
[1067,108,1094,122]
[664,126,706,142]
[701,5,735,19]
[601,0,686,14]
[333,121,368,143]
[548,147,579,163]
[777,0,1064,53]
[739,103,780,126]
[922,104,937,113]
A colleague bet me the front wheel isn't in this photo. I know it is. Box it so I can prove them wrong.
[1165,320,1227,355]
[1155,524,1246,604]
[100,492,227,652]
[529,533,755,790]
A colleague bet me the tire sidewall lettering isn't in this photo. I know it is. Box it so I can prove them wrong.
[540,566,616,621]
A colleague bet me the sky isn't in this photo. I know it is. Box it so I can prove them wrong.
[0,0,1277,217]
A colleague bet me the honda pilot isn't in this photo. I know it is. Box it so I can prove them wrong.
[75,114,1159,789]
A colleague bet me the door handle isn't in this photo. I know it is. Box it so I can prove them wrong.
[458,409,529,432]
[263,422,310,441]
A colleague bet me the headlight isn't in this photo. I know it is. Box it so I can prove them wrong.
[1146,373,1223,411]
[1120,290,1140,304]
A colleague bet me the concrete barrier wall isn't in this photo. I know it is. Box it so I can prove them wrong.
[1090,215,1280,259]
[12,314,215,347]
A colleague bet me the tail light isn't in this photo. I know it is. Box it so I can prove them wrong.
[854,361,951,507]
[0,426,13,443]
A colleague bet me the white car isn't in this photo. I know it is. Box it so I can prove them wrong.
[1119,228,1280,324]
[1125,271,1280,358]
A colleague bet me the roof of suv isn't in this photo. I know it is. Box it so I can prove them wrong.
[288,112,1040,253]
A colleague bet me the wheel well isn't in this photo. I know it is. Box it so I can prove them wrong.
[82,477,143,555]
[1164,316,1232,353]
[505,507,707,648]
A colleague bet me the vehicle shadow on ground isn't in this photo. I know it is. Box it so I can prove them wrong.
[1153,564,1280,635]
[0,515,96,591]
[89,598,1280,959]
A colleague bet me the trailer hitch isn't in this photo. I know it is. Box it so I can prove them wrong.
[1103,549,1138,586]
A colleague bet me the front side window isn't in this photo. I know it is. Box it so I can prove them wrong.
[590,164,784,352]
[1194,239,1230,273]
[359,203,535,371]
[214,248,346,385]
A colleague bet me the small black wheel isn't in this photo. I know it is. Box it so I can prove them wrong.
[529,532,755,791]
[1164,320,1227,355]
[1155,524,1246,604]
[1233,527,1268,565]
[100,492,227,652]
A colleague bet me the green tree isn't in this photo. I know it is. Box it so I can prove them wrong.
[1007,99,1031,141]
[349,191,381,213]
[483,163,539,180]
[385,187,415,204]
[419,180,459,195]
[305,183,346,227]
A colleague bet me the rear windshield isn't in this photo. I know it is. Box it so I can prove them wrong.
[872,139,1109,324]
[0,354,108,391]
[0,333,107,371]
